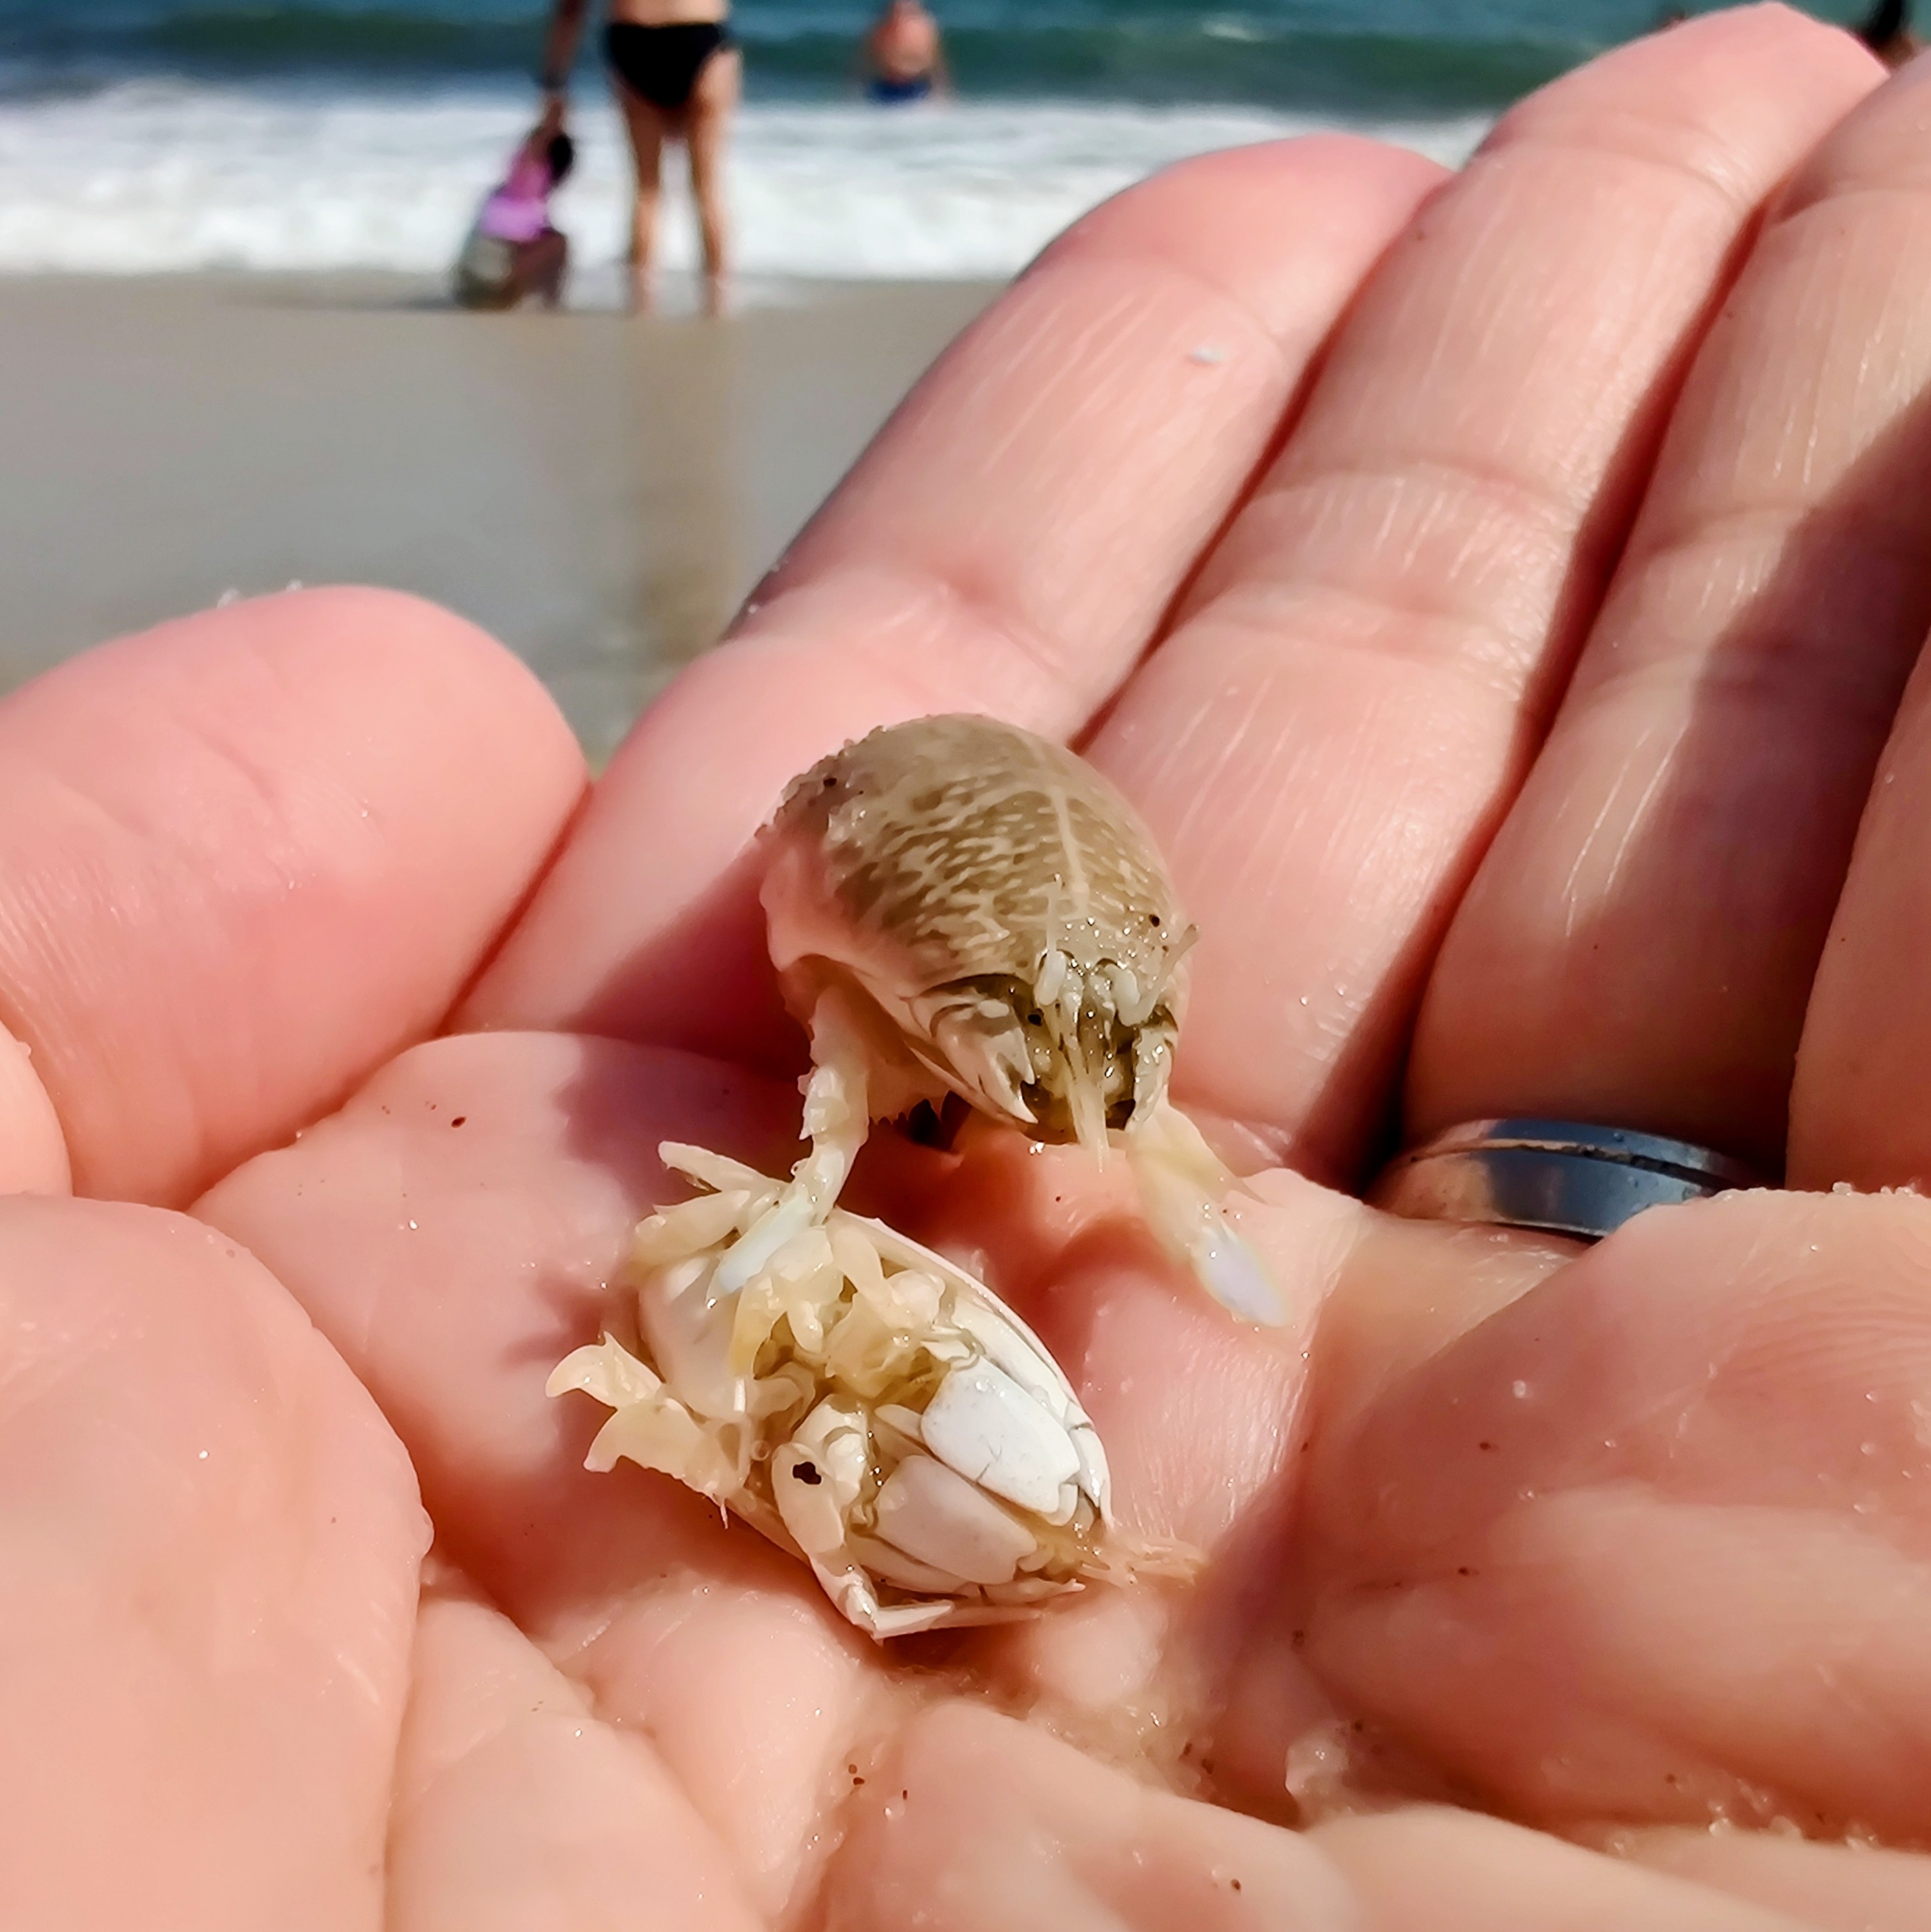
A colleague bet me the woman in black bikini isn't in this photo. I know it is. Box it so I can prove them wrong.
[540,0,741,317]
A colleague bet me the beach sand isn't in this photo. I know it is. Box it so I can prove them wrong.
[0,273,1000,762]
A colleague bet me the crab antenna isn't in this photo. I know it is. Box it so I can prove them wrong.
[1123,1102,1285,1326]
[1065,1045,1113,1168]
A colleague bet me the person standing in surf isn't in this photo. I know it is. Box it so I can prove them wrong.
[538,0,741,317]
[860,0,948,104]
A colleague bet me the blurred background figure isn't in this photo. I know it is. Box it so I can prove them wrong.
[1857,0,1921,65]
[452,106,574,311]
[862,0,949,105]
[17,0,1842,768]
[540,0,741,317]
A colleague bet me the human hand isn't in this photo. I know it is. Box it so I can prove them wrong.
[15,7,1931,1927]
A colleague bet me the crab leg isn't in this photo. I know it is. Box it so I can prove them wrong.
[713,988,873,1293]
[1125,1104,1286,1327]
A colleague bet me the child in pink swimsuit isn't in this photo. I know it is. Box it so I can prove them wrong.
[454,119,575,311]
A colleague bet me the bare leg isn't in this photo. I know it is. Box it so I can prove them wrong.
[685,47,741,317]
[613,83,669,315]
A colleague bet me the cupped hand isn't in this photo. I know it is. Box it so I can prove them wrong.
[11,9,1931,1927]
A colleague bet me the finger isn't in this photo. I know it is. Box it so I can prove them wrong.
[1411,51,1931,1174]
[1791,647,1931,1187]
[1297,1188,1931,1838]
[824,1701,1356,1930]
[195,1032,889,1920]
[1308,1807,1814,1932]
[461,138,1446,1061]
[825,1705,1803,1932]
[0,587,583,1204]
[0,1197,422,1929]
[1081,5,1883,1179]
[1613,1825,1931,1931]
[388,1574,761,1932]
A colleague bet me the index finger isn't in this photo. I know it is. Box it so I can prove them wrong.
[463,137,1446,1060]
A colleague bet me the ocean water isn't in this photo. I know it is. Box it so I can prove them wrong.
[0,0,1867,278]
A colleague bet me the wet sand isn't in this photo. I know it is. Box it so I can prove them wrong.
[0,273,1000,762]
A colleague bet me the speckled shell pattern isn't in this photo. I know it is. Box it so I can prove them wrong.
[766,715,1191,1003]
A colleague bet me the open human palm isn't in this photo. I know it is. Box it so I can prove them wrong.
[11,11,1931,1925]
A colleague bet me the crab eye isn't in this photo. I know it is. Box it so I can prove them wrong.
[1148,914,1161,927]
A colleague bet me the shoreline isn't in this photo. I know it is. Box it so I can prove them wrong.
[0,270,1002,762]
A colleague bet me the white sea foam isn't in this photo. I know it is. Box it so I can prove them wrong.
[0,79,1487,282]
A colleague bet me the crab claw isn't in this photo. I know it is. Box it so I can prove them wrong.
[925,995,1038,1131]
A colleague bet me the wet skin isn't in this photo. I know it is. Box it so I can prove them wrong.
[16,10,1931,1926]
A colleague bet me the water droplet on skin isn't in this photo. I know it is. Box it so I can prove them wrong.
[197,1449,208,1460]
[1511,1379,1529,1399]
[1187,345,1227,366]
[407,1219,419,1231]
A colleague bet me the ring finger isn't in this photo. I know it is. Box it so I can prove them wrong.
[1082,5,1879,1184]
[1409,48,1931,1175]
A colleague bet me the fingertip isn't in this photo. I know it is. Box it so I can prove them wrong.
[0,586,587,1203]
[1487,0,1881,190]
[1035,134,1451,337]
[161,584,585,788]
